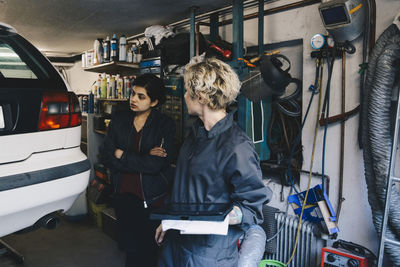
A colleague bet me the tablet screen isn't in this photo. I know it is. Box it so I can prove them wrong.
[150,202,233,221]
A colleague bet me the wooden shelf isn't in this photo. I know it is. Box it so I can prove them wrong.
[84,61,140,76]
[97,98,128,102]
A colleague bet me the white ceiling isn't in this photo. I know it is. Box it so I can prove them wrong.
[0,0,233,56]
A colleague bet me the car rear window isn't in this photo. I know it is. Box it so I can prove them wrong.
[0,31,66,90]
[0,43,38,79]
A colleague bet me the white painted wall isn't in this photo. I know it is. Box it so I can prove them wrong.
[65,61,99,95]
[221,0,398,254]
[66,0,400,255]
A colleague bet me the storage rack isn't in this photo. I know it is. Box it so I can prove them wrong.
[83,61,140,76]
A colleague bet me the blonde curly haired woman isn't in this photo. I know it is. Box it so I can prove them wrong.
[155,57,271,267]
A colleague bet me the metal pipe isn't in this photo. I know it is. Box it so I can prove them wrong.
[37,213,61,230]
[190,7,197,59]
[171,0,261,29]
[195,23,200,56]
[100,0,319,56]
[298,170,331,197]
[218,0,320,27]
[258,0,264,56]
[336,48,346,221]
[368,0,376,53]
[209,13,219,42]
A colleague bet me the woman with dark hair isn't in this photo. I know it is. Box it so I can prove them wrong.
[101,73,175,267]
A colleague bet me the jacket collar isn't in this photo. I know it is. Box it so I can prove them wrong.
[193,111,235,139]
[130,109,160,130]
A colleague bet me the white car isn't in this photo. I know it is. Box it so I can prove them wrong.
[0,22,90,237]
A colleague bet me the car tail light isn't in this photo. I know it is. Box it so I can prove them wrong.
[38,91,82,131]
[68,92,82,127]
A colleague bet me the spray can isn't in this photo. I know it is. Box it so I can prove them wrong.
[110,34,118,62]
[103,36,110,62]
[119,35,127,62]
[100,73,107,99]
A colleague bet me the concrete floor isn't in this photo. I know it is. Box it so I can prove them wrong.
[0,215,125,267]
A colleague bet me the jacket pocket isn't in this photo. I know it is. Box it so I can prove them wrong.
[143,173,169,200]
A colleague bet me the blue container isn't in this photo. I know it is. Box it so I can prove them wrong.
[88,92,94,113]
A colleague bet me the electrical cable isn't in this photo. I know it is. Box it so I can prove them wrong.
[278,110,291,153]
[286,57,324,266]
[273,78,302,117]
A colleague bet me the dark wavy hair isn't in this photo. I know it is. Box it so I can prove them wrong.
[133,73,166,106]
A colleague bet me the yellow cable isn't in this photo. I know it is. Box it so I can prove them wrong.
[286,58,324,266]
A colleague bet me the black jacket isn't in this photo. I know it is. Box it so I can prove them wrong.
[170,112,270,230]
[101,109,175,206]
[159,112,271,267]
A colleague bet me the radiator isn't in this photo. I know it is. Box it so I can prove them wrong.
[264,212,325,267]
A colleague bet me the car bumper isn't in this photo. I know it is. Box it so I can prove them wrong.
[0,158,90,237]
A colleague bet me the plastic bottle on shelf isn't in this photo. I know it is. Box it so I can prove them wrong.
[100,73,107,99]
[110,34,118,62]
[115,74,123,99]
[110,75,116,99]
[123,76,130,98]
[106,74,111,99]
[127,45,133,63]
[96,74,102,98]
[103,36,110,62]
[94,38,103,65]
[119,35,127,62]
[131,43,138,62]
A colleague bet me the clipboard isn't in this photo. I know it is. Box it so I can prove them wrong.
[150,203,233,221]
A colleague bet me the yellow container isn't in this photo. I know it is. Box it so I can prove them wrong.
[88,200,107,228]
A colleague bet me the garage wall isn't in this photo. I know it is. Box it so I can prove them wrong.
[66,0,400,254]
[65,62,98,95]
[217,0,398,254]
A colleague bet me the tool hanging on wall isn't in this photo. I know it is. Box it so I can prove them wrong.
[311,35,357,223]
[286,56,338,266]
[321,40,356,222]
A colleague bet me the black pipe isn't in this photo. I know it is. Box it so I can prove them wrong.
[362,23,400,265]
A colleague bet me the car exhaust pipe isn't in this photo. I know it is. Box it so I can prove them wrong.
[15,213,61,234]
[37,214,60,230]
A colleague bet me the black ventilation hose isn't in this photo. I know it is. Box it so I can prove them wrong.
[362,23,400,265]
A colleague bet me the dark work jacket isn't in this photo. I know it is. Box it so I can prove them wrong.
[101,109,175,207]
[159,112,271,267]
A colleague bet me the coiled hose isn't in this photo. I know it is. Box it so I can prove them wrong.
[362,21,400,265]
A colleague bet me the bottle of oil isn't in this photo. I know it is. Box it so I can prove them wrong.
[100,73,107,99]
[103,36,110,62]
[110,34,118,62]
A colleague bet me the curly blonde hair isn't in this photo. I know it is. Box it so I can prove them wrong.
[184,56,241,110]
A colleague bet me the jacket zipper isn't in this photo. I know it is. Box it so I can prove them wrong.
[137,131,148,208]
